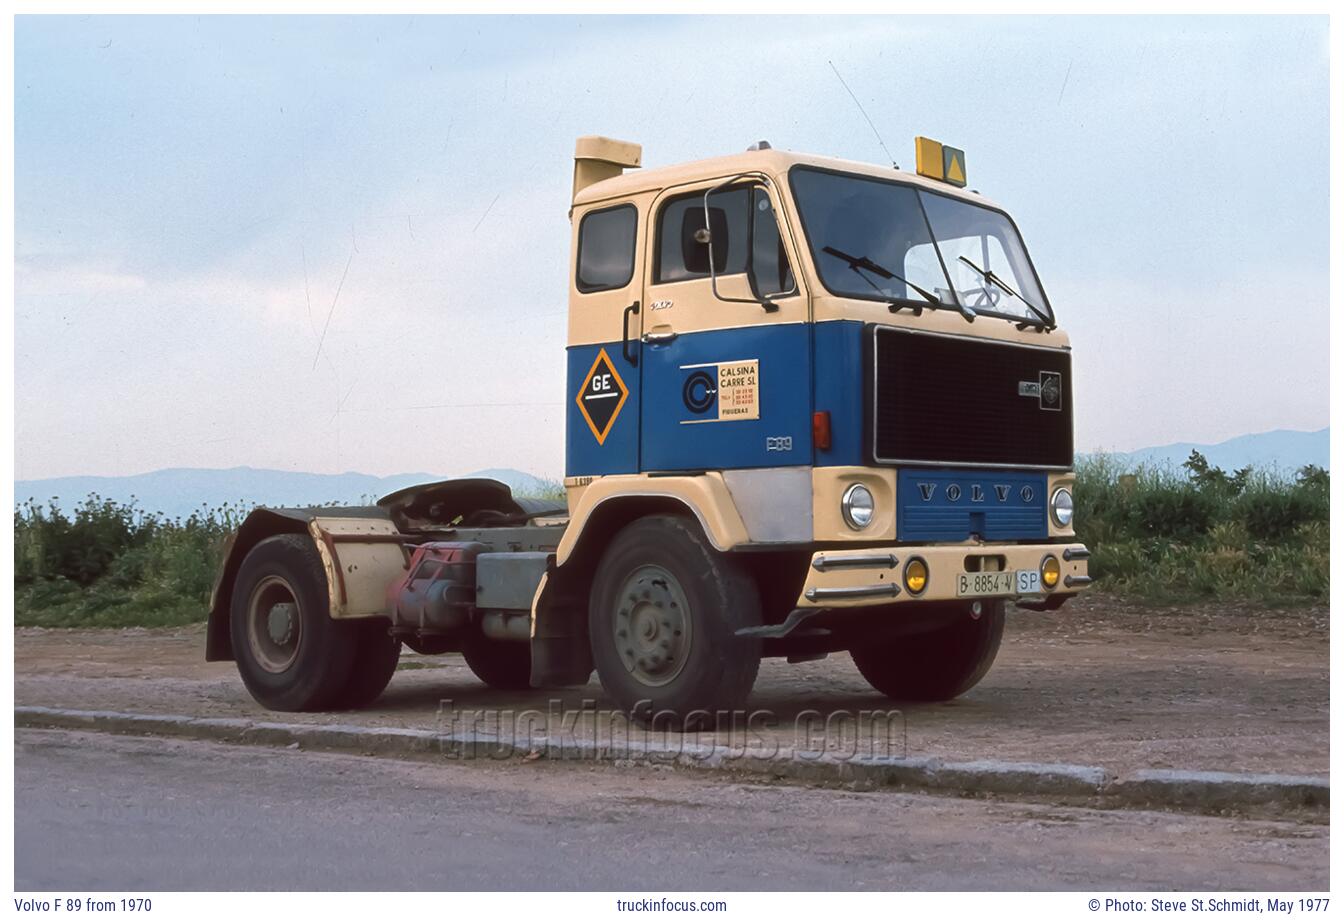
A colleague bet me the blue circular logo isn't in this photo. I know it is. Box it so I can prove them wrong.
[682,370,717,414]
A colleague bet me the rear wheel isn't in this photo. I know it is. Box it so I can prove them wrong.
[463,632,532,690]
[849,600,1005,701]
[589,515,762,728]
[230,534,357,712]
[330,619,401,709]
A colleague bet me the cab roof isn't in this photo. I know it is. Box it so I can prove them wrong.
[571,146,1005,213]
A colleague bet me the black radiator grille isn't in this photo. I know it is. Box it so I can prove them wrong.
[869,326,1073,468]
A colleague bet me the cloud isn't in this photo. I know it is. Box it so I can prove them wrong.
[15,258,149,297]
[13,15,1329,481]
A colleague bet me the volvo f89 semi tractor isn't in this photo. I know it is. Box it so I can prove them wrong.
[206,135,1091,722]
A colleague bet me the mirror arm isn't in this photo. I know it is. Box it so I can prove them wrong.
[702,173,790,312]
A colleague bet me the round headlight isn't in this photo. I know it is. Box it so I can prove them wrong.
[841,483,875,530]
[1050,487,1074,528]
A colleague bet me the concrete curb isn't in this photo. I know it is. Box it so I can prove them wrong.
[15,706,1327,818]
[1111,769,1329,812]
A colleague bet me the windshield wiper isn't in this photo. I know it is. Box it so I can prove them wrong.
[821,246,942,317]
[956,256,1053,329]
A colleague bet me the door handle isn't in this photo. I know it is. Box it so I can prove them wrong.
[641,330,678,344]
[621,301,640,367]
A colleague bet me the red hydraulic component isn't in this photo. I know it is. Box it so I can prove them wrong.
[386,541,487,634]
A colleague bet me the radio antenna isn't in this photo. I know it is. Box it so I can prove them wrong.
[828,60,898,169]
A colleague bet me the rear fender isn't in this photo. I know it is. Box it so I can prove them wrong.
[206,507,406,661]
[208,477,547,662]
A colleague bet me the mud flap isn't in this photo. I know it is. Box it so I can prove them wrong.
[530,636,594,688]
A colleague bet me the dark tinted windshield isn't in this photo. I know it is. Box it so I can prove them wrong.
[790,167,1051,323]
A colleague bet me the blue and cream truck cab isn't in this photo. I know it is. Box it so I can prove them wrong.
[206,135,1091,725]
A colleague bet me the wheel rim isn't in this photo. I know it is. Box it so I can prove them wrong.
[612,564,692,688]
[246,574,302,674]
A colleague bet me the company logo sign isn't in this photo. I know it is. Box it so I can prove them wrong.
[1018,370,1063,411]
[677,358,760,425]
[576,349,629,444]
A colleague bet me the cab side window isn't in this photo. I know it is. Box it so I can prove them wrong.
[655,186,794,296]
[576,204,637,293]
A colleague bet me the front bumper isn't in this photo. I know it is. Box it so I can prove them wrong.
[796,543,1091,608]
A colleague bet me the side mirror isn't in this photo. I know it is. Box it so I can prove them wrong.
[702,174,797,313]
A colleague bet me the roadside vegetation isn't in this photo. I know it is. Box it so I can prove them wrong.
[14,498,244,628]
[1074,453,1328,605]
[12,461,1326,628]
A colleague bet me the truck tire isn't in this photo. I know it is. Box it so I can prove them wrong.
[229,534,357,712]
[330,619,401,709]
[462,632,532,690]
[588,515,762,729]
[849,600,1005,701]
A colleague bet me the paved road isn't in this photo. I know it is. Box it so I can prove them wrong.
[14,729,1328,891]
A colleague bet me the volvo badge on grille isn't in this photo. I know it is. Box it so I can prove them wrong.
[917,481,1014,503]
[1019,371,1063,411]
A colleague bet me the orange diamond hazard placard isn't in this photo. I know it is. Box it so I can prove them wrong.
[576,348,629,444]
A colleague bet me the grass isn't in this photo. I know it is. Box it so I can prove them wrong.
[12,460,1327,629]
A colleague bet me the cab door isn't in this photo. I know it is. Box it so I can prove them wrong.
[565,200,647,478]
[639,178,810,473]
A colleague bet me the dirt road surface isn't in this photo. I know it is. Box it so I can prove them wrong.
[14,728,1329,891]
[13,596,1327,777]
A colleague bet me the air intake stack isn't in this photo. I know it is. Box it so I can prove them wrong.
[572,136,641,203]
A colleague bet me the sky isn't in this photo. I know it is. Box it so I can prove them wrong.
[14,14,1330,481]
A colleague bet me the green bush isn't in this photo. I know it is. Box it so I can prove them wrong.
[14,497,239,628]
[1072,451,1328,604]
[13,485,566,628]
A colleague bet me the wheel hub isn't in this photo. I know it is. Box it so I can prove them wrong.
[613,565,691,688]
[267,603,296,645]
[247,575,302,674]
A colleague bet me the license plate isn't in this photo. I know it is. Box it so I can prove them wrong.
[957,569,1042,597]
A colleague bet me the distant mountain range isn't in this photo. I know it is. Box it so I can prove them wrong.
[14,467,556,520]
[14,428,1327,518]
[1100,427,1328,475]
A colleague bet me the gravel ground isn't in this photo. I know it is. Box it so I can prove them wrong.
[13,594,1327,777]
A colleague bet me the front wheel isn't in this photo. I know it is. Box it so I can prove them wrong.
[850,600,1005,702]
[588,515,762,728]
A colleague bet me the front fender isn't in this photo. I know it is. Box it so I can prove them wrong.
[554,473,750,567]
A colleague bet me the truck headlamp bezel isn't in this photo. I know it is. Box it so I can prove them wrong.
[841,483,876,530]
[1050,487,1074,528]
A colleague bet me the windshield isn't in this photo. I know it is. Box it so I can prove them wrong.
[789,167,1052,324]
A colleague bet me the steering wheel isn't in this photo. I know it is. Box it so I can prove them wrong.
[962,286,1002,309]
